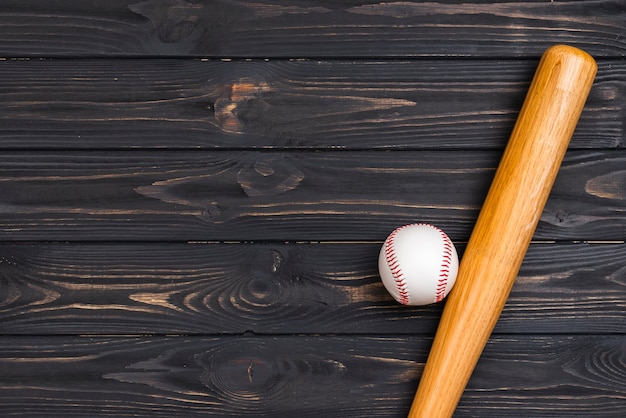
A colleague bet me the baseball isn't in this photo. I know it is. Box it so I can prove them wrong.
[379,223,459,306]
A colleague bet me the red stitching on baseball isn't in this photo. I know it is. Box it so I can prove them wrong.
[385,223,454,305]
[432,225,453,303]
[385,225,411,305]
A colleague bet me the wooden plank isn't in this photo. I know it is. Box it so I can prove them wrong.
[0,242,623,335]
[0,150,623,241]
[0,335,623,417]
[0,59,621,150]
[0,1,624,58]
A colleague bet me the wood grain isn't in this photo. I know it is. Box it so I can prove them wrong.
[0,1,624,58]
[0,150,623,242]
[0,335,623,417]
[0,59,621,150]
[0,2,623,417]
[0,242,623,335]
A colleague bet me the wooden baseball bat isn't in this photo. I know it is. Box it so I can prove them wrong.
[408,45,597,417]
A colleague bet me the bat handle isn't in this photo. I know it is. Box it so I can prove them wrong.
[408,45,597,418]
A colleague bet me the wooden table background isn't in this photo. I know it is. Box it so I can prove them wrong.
[0,1,624,416]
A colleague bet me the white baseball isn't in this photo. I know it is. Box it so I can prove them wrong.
[379,223,459,306]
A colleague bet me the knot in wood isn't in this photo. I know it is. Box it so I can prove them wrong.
[213,78,271,134]
[129,0,203,43]
[237,155,304,197]
[198,343,285,403]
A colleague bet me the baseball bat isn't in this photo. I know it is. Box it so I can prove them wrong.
[408,45,597,417]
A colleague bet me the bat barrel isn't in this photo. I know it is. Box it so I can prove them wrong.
[408,45,597,418]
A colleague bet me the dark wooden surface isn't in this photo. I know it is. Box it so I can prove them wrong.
[0,1,624,417]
